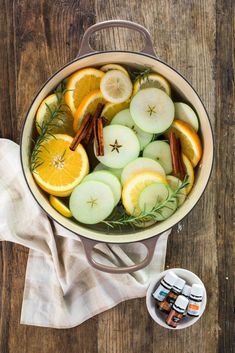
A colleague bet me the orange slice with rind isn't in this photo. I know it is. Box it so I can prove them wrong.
[49,195,72,218]
[73,90,106,131]
[170,120,202,167]
[33,134,89,196]
[36,94,74,136]
[65,68,104,116]
[101,101,130,123]
[182,154,194,194]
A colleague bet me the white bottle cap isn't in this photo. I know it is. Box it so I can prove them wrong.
[173,277,186,292]
[173,295,189,312]
[163,271,178,286]
[191,284,204,297]
[182,284,191,297]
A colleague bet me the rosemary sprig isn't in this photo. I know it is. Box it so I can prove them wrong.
[102,176,189,228]
[30,81,70,173]
[129,67,151,83]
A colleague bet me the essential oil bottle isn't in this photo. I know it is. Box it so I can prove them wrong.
[187,284,204,317]
[152,271,178,302]
[166,295,189,328]
[158,277,186,314]
[181,284,191,316]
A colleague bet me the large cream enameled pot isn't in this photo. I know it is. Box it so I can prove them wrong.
[20,20,213,273]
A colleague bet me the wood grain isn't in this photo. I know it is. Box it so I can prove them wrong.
[216,1,235,352]
[0,0,234,352]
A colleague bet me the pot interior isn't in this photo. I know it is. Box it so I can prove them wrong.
[21,52,213,243]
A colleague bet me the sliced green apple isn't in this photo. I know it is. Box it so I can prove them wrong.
[130,88,174,133]
[167,175,187,206]
[121,157,166,185]
[143,140,172,174]
[138,182,177,221]
[174,102,199,131]
[83,171,121,206]
[94,125,140,168]
[111,109,153,150]
[94,162,123,180]
[69,180,115,224]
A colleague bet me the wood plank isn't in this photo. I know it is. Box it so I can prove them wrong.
[0,0,16,140]
[216,0,235,351]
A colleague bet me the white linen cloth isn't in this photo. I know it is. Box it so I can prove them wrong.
[0,139,169,328]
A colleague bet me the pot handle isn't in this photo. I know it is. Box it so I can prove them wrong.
[77,20,156,58]
[80,236,158,274]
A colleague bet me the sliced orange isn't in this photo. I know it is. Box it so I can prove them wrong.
[122,171,167,215]
[100,63,129,76]
[64,68,104,116]
[49,195,72,218]
[101,101,130,123]
[170,120,202,167]
[182,154,194,194]
[33,134,89,196]
[73,90,106,131]
[36,94,74,136]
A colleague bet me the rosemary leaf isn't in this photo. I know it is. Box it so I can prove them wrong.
[102,176,189,228]
[129,67,152,83]
[30,82,70,173]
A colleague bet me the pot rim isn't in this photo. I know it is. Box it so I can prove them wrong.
[20,50,214,244]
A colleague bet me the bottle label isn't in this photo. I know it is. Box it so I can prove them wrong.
[157,290,168,301]
[152,285,169,301]
[172,316,180,323]
[187,302,200,315]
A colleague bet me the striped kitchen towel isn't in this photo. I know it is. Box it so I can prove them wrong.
[0,139,169,329]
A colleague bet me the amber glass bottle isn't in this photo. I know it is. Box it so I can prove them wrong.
[166,295,189,328]
[158,277,185,314]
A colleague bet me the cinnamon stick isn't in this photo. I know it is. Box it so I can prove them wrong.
[93,116,99,156]
[83,103,104,145]
[169,131,180,177]
[97,117,104,156]
[82,118,94,145]
[93,103,105,121]
[70,112,92,151]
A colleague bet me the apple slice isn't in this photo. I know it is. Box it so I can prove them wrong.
[167,175,186,206]
[83,171,121,206]
[121,157,166,185]
[94,125,140,168]
[130,88,174,133]
[111,109,153,150]
[122,171,166,215]
[94,162,123,180]
[174,102,199,131]
[143,140,172,174]
[69,180,115,224]
[138,183,177,221]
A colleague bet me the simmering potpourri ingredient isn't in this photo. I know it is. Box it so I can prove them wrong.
[30,64,202,227]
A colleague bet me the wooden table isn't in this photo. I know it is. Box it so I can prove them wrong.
[0,1,234,352]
